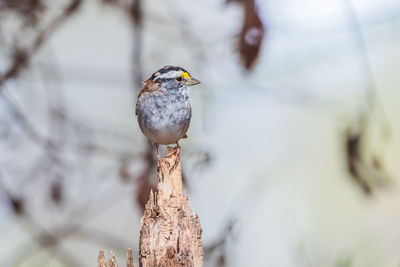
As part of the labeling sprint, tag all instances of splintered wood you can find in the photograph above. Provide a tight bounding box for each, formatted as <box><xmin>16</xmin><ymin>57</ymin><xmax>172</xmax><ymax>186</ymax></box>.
<box><xmin>98</xmin><ymin>249</ymin><xmax>135</xmax><ymax>267</ymax></box>
<box><xmin>139</xmin><ymin>146</ymin><xmax>204</xmax><ymax>267</ymax></box>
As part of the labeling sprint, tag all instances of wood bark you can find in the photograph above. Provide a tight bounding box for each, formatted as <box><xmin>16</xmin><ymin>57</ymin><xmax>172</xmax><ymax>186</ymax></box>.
<box><xmin>139</xmin><ymin>146</ymin><xmax>204</xmax><ymax>267</ymax></box>
<box><xmin>98</xmin><ymin>248</ymin><xmax>135</xmax><ymax>267</ymax></box>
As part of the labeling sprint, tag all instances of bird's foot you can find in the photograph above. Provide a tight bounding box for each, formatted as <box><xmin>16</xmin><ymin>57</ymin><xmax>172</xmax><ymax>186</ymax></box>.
<box><xmin>157</xmin><ymin>153</ymin><xmax>162</xmax><ymax>171</ymax></box>
<box><xmin>166</xmin><ymin>145</ymin><xmax>181</xmax><ymax>174</ymax></box>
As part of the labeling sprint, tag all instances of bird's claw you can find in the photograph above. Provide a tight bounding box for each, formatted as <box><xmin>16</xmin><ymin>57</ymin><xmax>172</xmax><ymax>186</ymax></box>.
<box><xmin>166</xmin><ymin>146</ymin><xmax>181</xmax><ymax>174</ymax></box>
<box><xmin>157</xmin><ymin>153</ymin><xmax>162</xmax><ymax>171</ymax></box>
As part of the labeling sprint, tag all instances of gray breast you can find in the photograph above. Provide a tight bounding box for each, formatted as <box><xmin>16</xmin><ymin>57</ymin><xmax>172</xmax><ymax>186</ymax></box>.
<box><xmin>136</xmin><ymin>91</ymin><xmax>191</xmax><ymax>145</ymax></box>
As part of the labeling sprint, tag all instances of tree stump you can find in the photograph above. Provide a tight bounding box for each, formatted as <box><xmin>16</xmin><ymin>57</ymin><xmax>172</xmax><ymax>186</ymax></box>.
<box><xmin>139</xmin><ymin>146</ymin><xmax>203</xmax><ymax>267</ymax></box>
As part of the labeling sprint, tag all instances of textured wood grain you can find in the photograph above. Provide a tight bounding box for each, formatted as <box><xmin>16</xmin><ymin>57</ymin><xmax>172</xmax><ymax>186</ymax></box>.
<box><xmin>98</xmin><ymin>249</ymin><xmax>135</xmax><ymax>267</ymax></box>
<box><xmin>139</xmin><ymin>146</ymin><xmax>203</xmax><ymax>267</ymax></box>
<box><xmin>98</xmin><ymin>250</ymin><xmax>118</xmax><ymax>267</ymax></box>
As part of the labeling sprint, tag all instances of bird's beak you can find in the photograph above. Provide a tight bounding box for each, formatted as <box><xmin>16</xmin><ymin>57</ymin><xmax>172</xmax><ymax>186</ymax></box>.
<box><xmin>185</xmin><ymin>77</ymin><xmax>201</xmax><ymax>86</ymax></box>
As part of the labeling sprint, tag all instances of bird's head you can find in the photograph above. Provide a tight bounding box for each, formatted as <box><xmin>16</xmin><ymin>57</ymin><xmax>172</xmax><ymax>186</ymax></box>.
<box><xmin>147</xmin><ymin>66</ymin><xmax>201</xmax><ymax>87</ymax></box>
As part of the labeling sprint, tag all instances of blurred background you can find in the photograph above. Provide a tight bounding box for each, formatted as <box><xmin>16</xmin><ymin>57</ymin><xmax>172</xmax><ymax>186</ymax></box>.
<box><xmin>0</xmin><ymin>0</ymin><xmax>399</xmax><ymax>266</ymax></box>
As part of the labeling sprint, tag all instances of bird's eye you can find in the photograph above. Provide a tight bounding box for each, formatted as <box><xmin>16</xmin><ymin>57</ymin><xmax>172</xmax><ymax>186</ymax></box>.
<box><xmin>176</xmin><ymin>77</ymin><xmax>183</xmax><ymax>82</ymax></box>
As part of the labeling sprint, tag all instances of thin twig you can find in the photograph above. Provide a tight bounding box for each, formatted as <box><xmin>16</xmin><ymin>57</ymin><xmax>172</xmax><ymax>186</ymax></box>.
<box><xmin>0</xmin><ymin>0</ymin><xmax>82</xmax><ymax>87</ymax></box>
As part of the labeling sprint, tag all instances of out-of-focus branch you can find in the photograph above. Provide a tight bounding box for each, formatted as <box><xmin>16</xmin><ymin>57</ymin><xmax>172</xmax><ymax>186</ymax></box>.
<box><xmin>0</xmin><ymin>174</ymin><xmax>24</xmax><ymax>215</ymax></box>
<box><xmin>204</xmin><ymin>220</ymin><xmax>237</xmax><ymax>267</ymax></box>
<box><xmin>343</xmin><ymin>117</ymin><xmax>392</xmax><ymax>195</ymax></box>
<box><xmin>104</xmin><ymin>0</ymin><xmax>144</xmax><ymax>89</ymax></box>
<box><xmin>342</xmin><ymin>0</ymin><xmax>390</xmax><ymax>136</ymax></box>
<box><xmin>341</xmin><ymin>0</ymin><xmax>377</xmax><ymax>109</ymax></box>
<box><xmin>0</xmin><ymin>92</ymin><xmax>62</xmax><ymax>165</ymax></box>
<box><xmin>2</xmin><ymin>91</ymin><xmax>142</xmax><ymax>164</ymax></box>
<box><xmin>135</xmin><ymin>141</ymin><xmax>156</xmax><ymax>211</ymax></box>
<box><xmin>0</xmin><ymin>0</ymin><xmax>82</xmax><ymax>87</ymax></box>
<box><xmin>0</xmin><ymin>0</ymin><xmax>82</xmax><ymax>191</ymax></box>
<box><xmin>130</xmin><ymin>0</ymin><xmax>143</xmax><ymax>89</ymax></box>
<box><xmin>7</xmin><ymin>213</ymin><xmax>133</xmax><ymax>266</ymax></box>
<box><xmin>344</xmin><ymin>123</ymin><xmax>373</xmax><ymax>195</ymax></box>
<box><xmin>0</xmin><ymin>0</ymin><xmax>45</xmax><ymax>25</ymax></box>
<box><xmin>341</xmin><ymin>0</ymin><xmax>392</xmax><ymax>194</ymax></box>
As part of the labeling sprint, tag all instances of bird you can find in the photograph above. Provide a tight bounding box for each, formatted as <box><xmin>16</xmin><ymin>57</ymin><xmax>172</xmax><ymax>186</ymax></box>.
<box><xmin>135</xmin><ymin>65</ymin><xmax>201</xmax><ymax>169</ymax></box>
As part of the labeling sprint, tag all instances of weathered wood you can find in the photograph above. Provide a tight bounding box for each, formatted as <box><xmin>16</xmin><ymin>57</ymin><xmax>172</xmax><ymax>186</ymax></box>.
<box><xmin>98</xmin><ymin>250</ymin><xmax>118</xmax><ymax>267</ymax></box>
<box><xmin>127</xmin><ymin>248</ymin><xmax>135</xmax><ymax>267</ymax></box>
<box><xmin>97</xmin><ymin>249</ymin><xmax>135</xmax><ymax>267</ymax></box>
<box><xmin>139</xmin><ymin>146</ymin><xmax>203</xmax><ymax>267</ymax></box>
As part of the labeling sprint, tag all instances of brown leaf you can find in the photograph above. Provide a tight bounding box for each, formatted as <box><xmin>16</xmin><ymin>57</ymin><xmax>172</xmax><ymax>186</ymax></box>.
<box><xmin>228</xmin><ymin>0</ymin><xmax>265</xmax><ymax>69</ymax></box>
<box><xmin>129</xmin><ymin>0</ymin><xmax>142</xmax><ymax>25</ymax></box>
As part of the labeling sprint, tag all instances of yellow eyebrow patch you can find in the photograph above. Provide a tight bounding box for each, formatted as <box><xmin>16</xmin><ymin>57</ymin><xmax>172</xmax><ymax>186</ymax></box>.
<box><xmin>180</xmin><ymin>71</ymin><xmax>191</xmax><ymax>79</ymax></box>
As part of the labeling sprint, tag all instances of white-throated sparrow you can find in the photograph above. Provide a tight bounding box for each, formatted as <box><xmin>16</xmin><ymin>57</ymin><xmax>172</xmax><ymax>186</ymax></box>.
<box><xmin>135</xmin><ymin>66</ymin><xmax>200</xmax><ymax>168</ymax></box>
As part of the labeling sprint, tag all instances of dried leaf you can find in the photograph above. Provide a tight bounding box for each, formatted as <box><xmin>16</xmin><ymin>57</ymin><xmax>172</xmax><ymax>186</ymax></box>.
<box><xmin>228</xmin><ymin>0</ymin><xmax>265</xmax><ymax>69</ymax></box>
